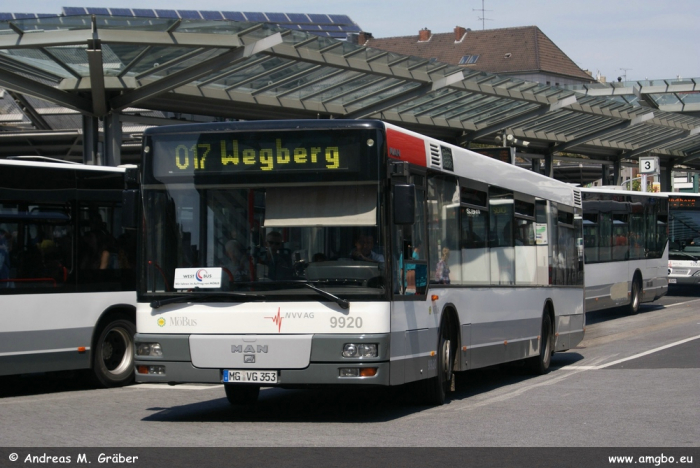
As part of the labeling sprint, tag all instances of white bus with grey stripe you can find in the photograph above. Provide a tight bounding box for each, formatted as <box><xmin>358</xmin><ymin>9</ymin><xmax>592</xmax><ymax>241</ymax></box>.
<box><xmin>132</xmin><ymin>120</ymin><xmax>584</xmax><ymax>405</ymax></box>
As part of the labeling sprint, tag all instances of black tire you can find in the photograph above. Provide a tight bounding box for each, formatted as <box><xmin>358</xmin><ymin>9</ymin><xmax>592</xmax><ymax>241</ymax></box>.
<box><xmin>628</xmin><ymin>276</ymin><xmax>641</xmax><ymax>315</ymax></box>
<box><xmin>421</xmin><ymin>317</ymin><xmax>454</xmax><ymax>406</ymax></box>
<box><xmin>224</xmin><ymin>384</ymin><xmax>260</xmax><ymax>405</ymax></box>
<box><xmin>93</xmin><ymin>316</ymin><xmax>135</xmax><ymax>388</ymax></box>
<box><xmin>527</xmin><ymin>313</ymin><xmax>552</xmax><ymax>375</ymax></box>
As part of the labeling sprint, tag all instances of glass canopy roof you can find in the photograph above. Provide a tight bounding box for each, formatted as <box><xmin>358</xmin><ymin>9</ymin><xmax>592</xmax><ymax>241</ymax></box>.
<box><xmin>1</xmin><ymin>14</ymin><xmax>699</xmax><ymax>169</ymax></box>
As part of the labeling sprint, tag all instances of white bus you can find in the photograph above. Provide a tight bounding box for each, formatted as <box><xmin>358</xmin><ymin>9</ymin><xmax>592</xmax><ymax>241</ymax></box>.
<box><xmin>0</xmin><ymin>158</ymin><xmax>137</xmax><ymax>387</ymax></box>
<box><xmin>666</xmin><ymin>193</ymin><xmax>700</xmax><ymax>286</ymax></box>
<box><xmin>132</xmin><ymin>120</ymin><xmax>584</xmax><ymax>405</ymax></box>
<box><xmin>581</xmin><ymin>188</ymin><xmax>668</xmax><ymax>314</ymax></box>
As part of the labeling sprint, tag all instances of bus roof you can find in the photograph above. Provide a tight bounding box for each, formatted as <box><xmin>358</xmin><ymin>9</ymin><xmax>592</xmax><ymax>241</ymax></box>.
<box><xmin>581</xmin><ymin>187</ymin><xmax>667</xmax><ymax>198</ymax></box>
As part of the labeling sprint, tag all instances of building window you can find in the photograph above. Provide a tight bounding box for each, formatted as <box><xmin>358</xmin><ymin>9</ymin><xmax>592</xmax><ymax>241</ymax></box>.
<box><xmin>459</xmin><ymin>55</ymin><xmax>479</xmax><ymax>65</ymax></box>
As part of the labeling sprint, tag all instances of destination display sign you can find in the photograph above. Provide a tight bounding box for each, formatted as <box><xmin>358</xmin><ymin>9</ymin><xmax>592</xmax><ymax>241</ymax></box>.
<box><xmin>668</xmin><ymin>196</ymin><xmax>700</xmax><ymax>209</ymax></box>
<box><xmin>151</xmin><ymin>130</ymin><xmax>364</xmax><ymax>177</ymax></box>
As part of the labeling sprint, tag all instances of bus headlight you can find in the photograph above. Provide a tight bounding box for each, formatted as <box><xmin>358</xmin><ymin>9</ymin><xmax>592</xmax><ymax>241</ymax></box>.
<box><xmin>342</xmin><ymin>343</ymin><xmax>377</xmax><ymax>358</ymax></box>
<box><xmin>358</xmin><ymin>344</ymin><xmax>378</xmax><ymax>357</ymax></box>
<box><xmin>342</xmin><ymin>344</ymin><xmax>357</xmax><ymax>357</ymax></box>
<box><xmin>136</xmin><ymin>342</ymin><xmax>163</xmax><ymax>356</ymax></box>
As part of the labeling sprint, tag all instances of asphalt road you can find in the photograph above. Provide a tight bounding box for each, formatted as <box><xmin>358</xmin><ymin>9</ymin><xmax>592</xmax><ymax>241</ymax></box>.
<box><xmin>1</xmin><ymin>287</ymin><xmax>698</xmax><ymax>450</ymax></box>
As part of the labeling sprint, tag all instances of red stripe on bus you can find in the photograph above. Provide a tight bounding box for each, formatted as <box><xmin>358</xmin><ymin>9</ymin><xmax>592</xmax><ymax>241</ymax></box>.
<box><xmin>386</xmin><ymin>128</ymin><xmax>426</xmax><ymax>167</ymax></box>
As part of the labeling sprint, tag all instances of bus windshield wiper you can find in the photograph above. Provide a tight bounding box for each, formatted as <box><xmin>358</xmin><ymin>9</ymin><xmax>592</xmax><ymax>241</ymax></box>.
<box><xmin>150</xmin><ymin>292</ymin><xmax>254</xmax><ymax>309</ymax></box>
<box><xmin>260</xmin><ymin>280</ymin><xmax>350</xmax><ymax>309</ymax></box>
<box><xmin>302</xmin><ymin>282</ymin><xmax>350</xmax><ymax>310</ymax></box>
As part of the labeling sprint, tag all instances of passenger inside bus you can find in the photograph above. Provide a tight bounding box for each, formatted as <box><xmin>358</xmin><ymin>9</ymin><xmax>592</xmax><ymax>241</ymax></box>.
<box><xmin>350</xmin><ymin>234</ymin><xmax>385</xmax><ymax>263</ymax></box>
<box><xmin>80</xmin><ymin>212</ymin><xmax>116</xmax><ymax>270</ymax></box>
<box><xmin>257</xmin><ymin>231</ymin><xmax>294</xmax><ymax>280</ymax></box>
<box><xmin>222</xmin><ymin>239</ymin><xmax>251</xmax><ymax>286</ymax></box>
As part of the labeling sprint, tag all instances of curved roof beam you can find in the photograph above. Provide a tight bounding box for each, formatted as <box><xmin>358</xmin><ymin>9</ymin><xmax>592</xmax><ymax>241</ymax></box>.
<box><xmin>0</xmin><ymin>67</ymin><xmax>92</xmax><ymax>114</ymax></box>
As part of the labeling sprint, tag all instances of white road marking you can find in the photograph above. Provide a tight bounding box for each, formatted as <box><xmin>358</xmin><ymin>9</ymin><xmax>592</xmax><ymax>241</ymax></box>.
<box><xmin>557</xmin><ymin>334</ymin><xmax>700</xmax><ymax>370</ymax></box>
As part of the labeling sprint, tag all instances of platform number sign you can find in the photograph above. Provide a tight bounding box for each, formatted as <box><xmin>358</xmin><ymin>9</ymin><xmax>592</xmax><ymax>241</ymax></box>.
<box><xmin>639</xmin><ymin>157</ymin><xmax>659</xmax><ymax>175</ymax></box>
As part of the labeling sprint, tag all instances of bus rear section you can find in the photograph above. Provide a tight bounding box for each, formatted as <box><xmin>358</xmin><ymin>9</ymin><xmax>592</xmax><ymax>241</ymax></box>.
<box><xmin>0</xmin><ymin>159</ymin><xmax>137</xmax><ymax>387</ymax></box>
<box><xmin>133</xmin><ymin>120</ymin><xmax>584</xmax><ymax>405</ymax></box>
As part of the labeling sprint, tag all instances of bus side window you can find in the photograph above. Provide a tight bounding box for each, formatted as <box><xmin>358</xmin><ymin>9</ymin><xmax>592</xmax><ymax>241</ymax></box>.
<box><xmin>0</xmin><ymin>206</ymin><xmax>73</xmax><ymax>291</ymax></box>
<box><xmin>77</xmin><ymin>204</ymin><xmax>133</xmax><ymax>290</ymax></box>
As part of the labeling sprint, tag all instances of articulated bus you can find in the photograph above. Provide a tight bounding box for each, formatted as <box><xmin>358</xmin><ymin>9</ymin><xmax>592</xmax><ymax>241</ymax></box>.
<box><xmin>581</xmin><ymin>188</ymin><xmax>668</xmax><ymax>314</ymax></box>
<box><xmin>132</xmin><ymin>120</ymin><xmax>584</xmax><ymax>405</ymax></box>
<box><xmin>667</xmin><ymin>193</ymin><xmax>700</xmax><ymax>286</ymax></box>
<box><xmin>0</xmin><ymin>158</ymin><xmax>137</xmax><ymax>387</ymax></box>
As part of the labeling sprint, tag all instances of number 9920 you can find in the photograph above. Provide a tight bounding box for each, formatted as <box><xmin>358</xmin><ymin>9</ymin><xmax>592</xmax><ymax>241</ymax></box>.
<box><xmin>330</xmin><ymin>316</ymin><xmax>363</xmax><ymax>328</ymax></box>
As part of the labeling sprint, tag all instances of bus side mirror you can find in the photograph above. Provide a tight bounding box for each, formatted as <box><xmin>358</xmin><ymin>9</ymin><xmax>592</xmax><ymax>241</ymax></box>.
<box><xmin>393</xmin><ymin>184</ymin><xmax>415</xmax><ymax>225</ymax></box>
<box><xmin>122</xmin><ymin>189</ymin><xmax>140</xmax><ymax>229</ymax></box>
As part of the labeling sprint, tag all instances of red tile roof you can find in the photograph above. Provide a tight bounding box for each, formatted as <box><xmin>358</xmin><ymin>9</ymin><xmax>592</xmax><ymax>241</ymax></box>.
<box><xmin>366</xmin><ymin>26</ymin><xmax>594</xmax><ymax>82</ymax></box>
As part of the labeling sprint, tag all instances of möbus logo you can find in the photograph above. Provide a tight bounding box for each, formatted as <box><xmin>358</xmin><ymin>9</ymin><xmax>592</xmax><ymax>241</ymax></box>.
<box><xmin>169</xmin><ymin>317</ymin><xmax>197</xmax><ymax>327</ymax></box>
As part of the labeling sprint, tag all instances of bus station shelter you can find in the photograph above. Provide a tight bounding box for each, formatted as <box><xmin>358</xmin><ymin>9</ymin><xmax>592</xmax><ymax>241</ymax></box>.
<box><xmin>1</xmin><ymin>14</ymin><xmax>700</xmax><ymax>189</ymax></box>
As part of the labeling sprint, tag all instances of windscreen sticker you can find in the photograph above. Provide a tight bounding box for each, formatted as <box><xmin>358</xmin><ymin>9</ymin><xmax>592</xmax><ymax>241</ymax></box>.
<box><xmin>173</xmin><ymin>268</ymin><xmax>222</xmax><ymax>289</ymax></box>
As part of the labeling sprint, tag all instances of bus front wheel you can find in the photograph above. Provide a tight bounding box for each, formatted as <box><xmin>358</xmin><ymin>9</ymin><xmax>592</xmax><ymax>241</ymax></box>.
<box><xmin>93</xmin><ymin>316</ymin><xmax>135</xmax><ymax>387</ymax></box>
<box><xmin>224</xmin><ymin>384</ymin><xmax>260</xmax><ymax>405</ymax></box>
<box><xmin>421</xmin><ymin>317</ymin><xmax>454</xmax><ymax>405</ymax></box>
<box><xmin>628</xmin><ymin>277</ymin><xmax>641</xmax><ymax>315</ymax></box>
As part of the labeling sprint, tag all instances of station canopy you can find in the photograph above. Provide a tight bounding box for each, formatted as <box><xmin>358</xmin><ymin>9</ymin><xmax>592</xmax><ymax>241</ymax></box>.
<box><xmin>1</xmin><ymin>14</ymin><xmax>700</xmax><ymax>173</ymax></box>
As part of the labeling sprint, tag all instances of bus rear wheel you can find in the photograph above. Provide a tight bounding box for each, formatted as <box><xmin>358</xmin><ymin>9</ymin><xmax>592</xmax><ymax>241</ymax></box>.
<box><xmin>224</xmin><ymin>384</ymin><xmax>260</xmax><ymax>405</ymax></box>
<box><xmin>93</xmin><ymin>316</ymin><xmax>135</xmax><ymax>388</ymax></box>
<box><xmin>527</xmin><ymin>313</ymin><xmax>552</xmax><ymax>375</ymax></box>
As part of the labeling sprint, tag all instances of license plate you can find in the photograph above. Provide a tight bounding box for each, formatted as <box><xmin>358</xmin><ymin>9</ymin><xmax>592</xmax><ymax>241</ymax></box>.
<box><xmin>669</xmin><ymin>278</ymin><xmax>677</xmax><ymax>283</ymax></box>
<box><xmin>223</xmin><ymin>370</ymin><xmax>278</xmax><ymax>384</ymax></box>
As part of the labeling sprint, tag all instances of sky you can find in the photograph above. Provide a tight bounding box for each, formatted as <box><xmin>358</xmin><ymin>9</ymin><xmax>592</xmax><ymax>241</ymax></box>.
<box><xmin>16</xmin><ymin>0</ymin><xmax>700</xmax><ymax>82</ymax></box>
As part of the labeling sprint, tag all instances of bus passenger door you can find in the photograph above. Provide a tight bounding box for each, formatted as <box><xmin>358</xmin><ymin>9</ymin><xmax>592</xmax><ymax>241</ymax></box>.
<box><xmin>390</xmin><ymin>171</ymin><xmax>430</xmax><ymax>384</ymax></box>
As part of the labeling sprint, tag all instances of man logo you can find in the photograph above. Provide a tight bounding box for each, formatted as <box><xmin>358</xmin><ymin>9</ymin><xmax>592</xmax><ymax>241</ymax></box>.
<box><xmin>157</xmin><ymin>317</ymin><xmax>166</xmax><ymax>327</ymax></box>
<box><xmin>244</xmin><ymin>355</ymin><xmax>255</xmax><ymax>363</ymax></box>
<box><xmin>231</xmin><ymin>345</ymin><xmax>269</xmax><ymax>354</ymax></box>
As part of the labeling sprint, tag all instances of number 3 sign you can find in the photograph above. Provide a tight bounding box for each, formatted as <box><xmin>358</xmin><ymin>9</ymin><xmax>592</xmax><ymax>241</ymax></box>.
<box><xmin>639</xmin><ymin>156</ymin><xmax>659</xmax><ymax>175</ymax></box>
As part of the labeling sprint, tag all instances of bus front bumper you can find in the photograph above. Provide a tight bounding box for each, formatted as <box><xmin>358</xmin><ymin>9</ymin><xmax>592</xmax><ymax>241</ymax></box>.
<box><xmin>134</xmin><ymin>332</ymin><xmax>391</xmax><ymax>386</ymax></box>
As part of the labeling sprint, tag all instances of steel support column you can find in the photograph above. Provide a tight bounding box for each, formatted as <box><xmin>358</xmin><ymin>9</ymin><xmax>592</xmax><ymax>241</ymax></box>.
<box><xmin>544</xmin><ymin>145</ymin><xmax>554</xmax><ymax>179</ymax></box>
<box><xmin>612</xmin><ymin>159</ymin><xmax>622</xmax><ymax>186</ymax></box>
<box><xmin>104</xmin><ymin>113</ymin><xmax>121</xmax><ymax>167</ymax></box>
<box><xmin>82</xmin><ymin>115</ymin><xmax>100</xmax><ymax>165</ymax></box>
<box><xmin>660</xmin><ymin>159</ymin><xmax>674</xmax><ymax>192</ymax></box>
<box><xmin>601</xmin><ymin>164</ymin><xmax>613</xmax><ymax>186</ymax></box>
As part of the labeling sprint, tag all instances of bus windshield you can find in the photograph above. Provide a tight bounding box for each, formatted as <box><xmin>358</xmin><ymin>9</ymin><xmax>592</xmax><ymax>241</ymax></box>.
<box><xmin>143</xmin><ymin>183</ymin><xmax>387</xmax><ymax>300</ymax></box>
<box><xmin>668</xmin><ymin>195</ymin><xmax>700</xmax><ymax>255</ymax></box>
